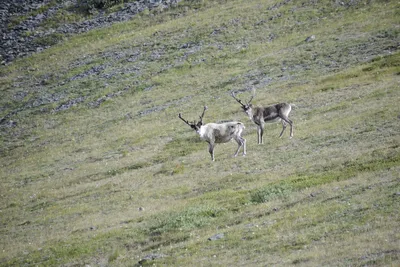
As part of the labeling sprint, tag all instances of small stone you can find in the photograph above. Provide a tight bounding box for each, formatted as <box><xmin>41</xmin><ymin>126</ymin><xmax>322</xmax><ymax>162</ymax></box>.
<box><xmin>305</xmin><ymin>35</ymin><xmax>316</xmax><ymax>42</ymax></box>
<box><xmin>208</xmin><ymin>233</ymin><xmax>224</xmax><ymax>241</ymax></box>
<box><xmin>139</xmin><ymin>253</ymin><xmax>168</xmax><ymax>264</ymax></box>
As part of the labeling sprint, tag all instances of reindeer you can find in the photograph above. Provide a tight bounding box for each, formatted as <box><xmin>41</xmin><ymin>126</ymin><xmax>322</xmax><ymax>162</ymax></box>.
<box><xmin>178</xmin><ymin>106</ymin><xmax>246</xmax><ymax>161</ymax></box>
<box><xmin>231</xmin><ymin>91</ymin><xmax>293</xmax><ymax>144</ymax></box>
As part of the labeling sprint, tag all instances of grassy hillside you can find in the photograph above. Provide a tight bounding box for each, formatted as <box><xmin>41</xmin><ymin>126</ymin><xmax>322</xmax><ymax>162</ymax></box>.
<box><xmin>1</xmin><ymin>0</ymin><xmax>399</xmax><ymax>266</ymax></box>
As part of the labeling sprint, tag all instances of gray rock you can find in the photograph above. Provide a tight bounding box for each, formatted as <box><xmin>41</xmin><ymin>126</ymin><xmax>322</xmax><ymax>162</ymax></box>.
<box><xmin>208</xmin><ymin>233</ymin><xmax>225</xmax><ymax>241</ymax></box>
<box><xmin>305</xmin><ymin>35</ymin><xmax>316</xmax><ymax>42</ymax></box>
<box><xmin>139</xmin><ymin>253</ymin><xmax>168</xmax><ymax>264</ymax></box>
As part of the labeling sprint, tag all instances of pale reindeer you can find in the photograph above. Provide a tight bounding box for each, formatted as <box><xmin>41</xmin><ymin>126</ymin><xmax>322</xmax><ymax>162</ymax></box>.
<box><xmin>178</xmin><ymin>106</ymin><xmax>246</xmax><ymax>161</ymax></box>
<box><xmin>231</xmin><ymin>91</ymin><xmax>293</xmax><ymax>144</ymax></box>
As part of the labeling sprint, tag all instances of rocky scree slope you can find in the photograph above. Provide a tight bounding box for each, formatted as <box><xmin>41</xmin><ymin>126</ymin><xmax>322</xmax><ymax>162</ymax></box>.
<box><xmin>0</xmin><ymin>0</ymin><xmax>180</xmax><ymax>64</ymax></box>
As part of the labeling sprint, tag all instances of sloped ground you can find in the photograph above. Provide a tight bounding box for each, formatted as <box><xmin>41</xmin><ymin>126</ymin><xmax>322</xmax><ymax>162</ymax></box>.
<box><xmin>0</xmin><ymin>0</ymin><xmax>399</xmax><ymax>266</ymax></box>
<box><xmin>0</xmin><ymin>0</ymin><xmax>180</xmax><ymax>64</ymax></box>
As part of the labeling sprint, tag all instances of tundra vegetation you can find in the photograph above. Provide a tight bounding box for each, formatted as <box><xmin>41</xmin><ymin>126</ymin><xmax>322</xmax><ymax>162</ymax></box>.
<box><xmin>0</xmin><ymin>0</ymin><xmax>399</xmax><ymax>266</ymax></box>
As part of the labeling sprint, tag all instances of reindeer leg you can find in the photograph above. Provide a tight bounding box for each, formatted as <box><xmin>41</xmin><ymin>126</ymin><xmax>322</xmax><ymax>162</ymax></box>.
<box><xmin>233</xmin><ymin>136</ymin><xmax>246</xmax><ymax>157</ymax></box>
<box><xmin>241</xmin><ymin>137</ymin><xmax>247</xmax><ymax>156</ymax></box>
<box><xmin>259</xmin><ymin>122</ymin><xmax>265</xmax><ymax>144</ymax></box>
<box><xmin>208</xmin><ymin>142</ymin><xmax>215</xmax><ymax>161</ymax></box>
<box><xmin>233</xmin><ymin>139</ymin><xmax>241</xmax><ymax>157</ymax></box>
<box><xmin>279</xmin><ymin>120</ymin><xmax>287</xmax><ymax>138</ymax></box>
<box><xmin>279</xmin><ymin>115</ymin><xmax>293</xmax><ymax>139</ymax></box>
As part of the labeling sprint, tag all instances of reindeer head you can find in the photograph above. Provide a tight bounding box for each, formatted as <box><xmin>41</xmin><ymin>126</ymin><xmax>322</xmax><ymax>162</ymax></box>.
<box><xmin>231</xmin><ymin>92</ymin><xmax>254</xmax><ymax>116</ymax></box>
<box><xmin>178</xmin><ymin>106</ymin><xmax>208</xmax><ymax>132</ymax></box>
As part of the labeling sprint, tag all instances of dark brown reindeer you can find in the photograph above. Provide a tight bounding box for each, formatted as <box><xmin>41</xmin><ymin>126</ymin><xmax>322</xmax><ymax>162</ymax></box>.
<box><xmin>179</xmin><ymin>106</ymin><xmax>246</xmax><ymax>161</ymax></box>
<box><xmin>231</xmin><ymin>91</ymin><xmax>293</xmax><ymax>144</ymax></box>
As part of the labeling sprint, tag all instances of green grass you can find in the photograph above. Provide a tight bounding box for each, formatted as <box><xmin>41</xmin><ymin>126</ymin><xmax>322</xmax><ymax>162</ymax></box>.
<box><xmin>1</xmin><ymin>0</ymin><xmax>399</xmax><ymax>266</ymax></box>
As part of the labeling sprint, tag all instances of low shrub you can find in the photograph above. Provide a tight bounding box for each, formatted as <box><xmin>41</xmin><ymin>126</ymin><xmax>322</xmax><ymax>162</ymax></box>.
<box><xmin>148</xmin><ymin>205</ymin><xmax>225</xmax><ymax>234</ymax></box>
<box><xmin>33</xmin><ymin>33</ymin><xmax>64</xmax><ymax>46</ymax></box>
<box><xmin>250</xmin><ymin>183</ymin><xmax>292</xmax><ymax>203</ymax></box>
<box><xmin>77</xmin><ymin>0</ymin><xmax>124</xmax><ymax>13</ymax></box>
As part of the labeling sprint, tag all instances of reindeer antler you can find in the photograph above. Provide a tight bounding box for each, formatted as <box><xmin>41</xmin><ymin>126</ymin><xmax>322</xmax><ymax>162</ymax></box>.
<box><xmin>199</xmin><ymin>106</ymin><xmax>208</xmax><ymax>124</ymax></box>
<box><xmin>248</xmin><ymin>87</ymin><xmax>256</xmax><ymax>104</ymax></box>
<box><xmin>179</xmin><ymin>106</ymin><xmax>208</xmax><ymax>129</ymax></box>
<box><xmin>231</xmin><ymin>92</ymin><xmax>245</xmax><ymax>107</ymax></box>
<box><xmin>247</xmin><ymin>95</ymin><xmax>254</xmax><ymax>104</ymax></box>
<box><xmin>178</xmin><ymin>113</ymin><xmax>192</xmax><ymax>126</ymax></box>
